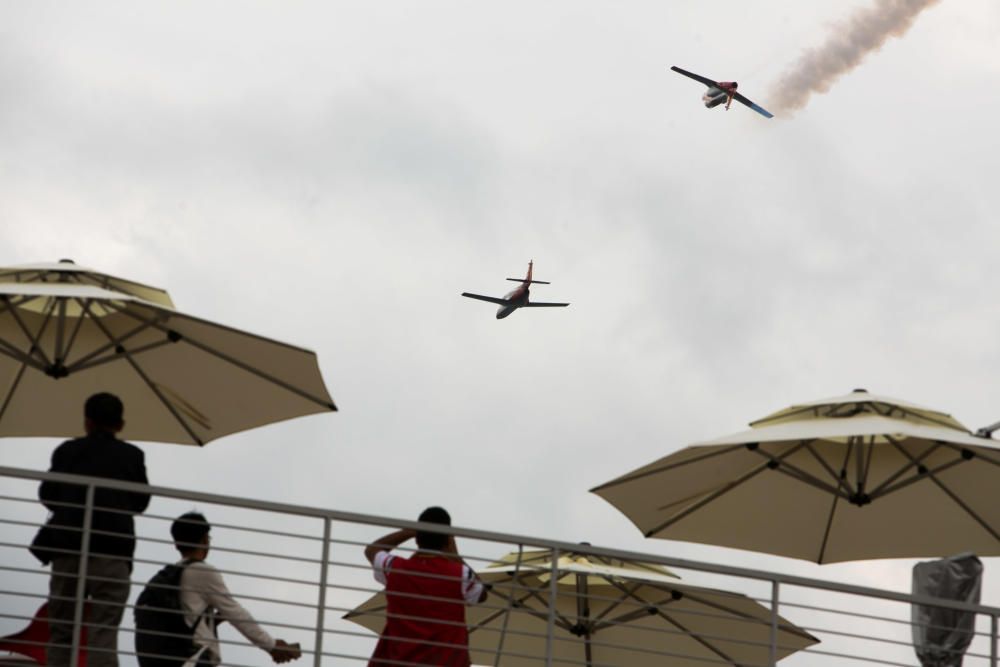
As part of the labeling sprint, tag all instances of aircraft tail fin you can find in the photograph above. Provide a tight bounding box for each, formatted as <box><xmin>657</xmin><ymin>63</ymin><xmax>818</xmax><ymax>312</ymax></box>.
<box><xmin>508</xmin><ymin>260</ymin><xmax>550</xmax><ymax>284</ymax></box>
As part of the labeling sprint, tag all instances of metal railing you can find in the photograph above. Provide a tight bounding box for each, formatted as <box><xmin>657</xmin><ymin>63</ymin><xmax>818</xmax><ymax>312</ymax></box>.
<box><xmin>0</xmin><ymin>464</ymin><xmax>996</xmax><ymax>667</ymax></box>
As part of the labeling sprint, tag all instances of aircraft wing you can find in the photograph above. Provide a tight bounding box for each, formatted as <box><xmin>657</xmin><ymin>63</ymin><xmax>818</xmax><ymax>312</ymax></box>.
<box><xmin>525</xmin><ymin>302</ymin><xmax>570</xmax><ymax>308</ymax></box>
<box><xmin>670</xmin><ymin>66</ymin><xmax>718</xmax><ymax>88</ymax></box>
<box><xmin>733</xmin><ymin>92</ymin><xmax>774</xmax><ymax>119</ymax></box>
<box><xmin>461</xmin><ymin>292</ymin><xmax>509</xmax><ymax>305</ymax></box>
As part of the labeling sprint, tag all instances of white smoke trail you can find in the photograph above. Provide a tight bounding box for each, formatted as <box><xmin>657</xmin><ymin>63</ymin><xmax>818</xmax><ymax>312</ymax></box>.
<box><xmin>770</xmin><ymin>0</ymin><xmax>942</xmax><ymax>115</ymax></box>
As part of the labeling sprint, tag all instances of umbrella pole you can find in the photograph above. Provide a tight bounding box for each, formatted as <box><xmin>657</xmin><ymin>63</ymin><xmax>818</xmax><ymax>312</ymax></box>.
<box><xmin>575</xmin><ymin>571</ymin><xmax>591</xmax><ymax>667</ymax></box>
<box><xmin>545</xmin><ymin>549</ymin><xmax>559</xmax><ymax>667</ymax></box>
<box><xmin>492</xmin><ymin>545</ymin><xmax>524</xmax><ymax>667</ymax></box>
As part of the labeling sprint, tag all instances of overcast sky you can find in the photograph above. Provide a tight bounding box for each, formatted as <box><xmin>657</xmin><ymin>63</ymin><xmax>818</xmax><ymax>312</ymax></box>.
<box><xmin>1</xmin><ymin>1</ymin><xmax>999</xmax><ymax>665</ymax></box>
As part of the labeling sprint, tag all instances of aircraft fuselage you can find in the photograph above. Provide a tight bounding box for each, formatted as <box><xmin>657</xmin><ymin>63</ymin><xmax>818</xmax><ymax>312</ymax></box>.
<box><xmin>497</xmin><ymin>286</ymin><xmax>529</xmax><ymax>318</ymax></box>
<box><xmin>702</xmin><ymin>82</ymin><xmax>737</xmax><ymax>109</ymax></box>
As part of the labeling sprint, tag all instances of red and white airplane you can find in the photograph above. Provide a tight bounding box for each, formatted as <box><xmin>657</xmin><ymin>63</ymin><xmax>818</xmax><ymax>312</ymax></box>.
<box><xmin>671</xmin><ymin>66</ymin><xmax>774</xmax><ymax>119</ymax></box>
<box><xmin>462</xmin><ymin>261</ymin><xmax>569</xmax><ymax>319</ymax></box>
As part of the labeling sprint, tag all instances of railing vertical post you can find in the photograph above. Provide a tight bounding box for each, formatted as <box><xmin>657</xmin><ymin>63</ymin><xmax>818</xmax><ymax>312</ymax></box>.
<box><xmin>769</xmin><ymin>580</ymin><xmax>780</xmax><ymax>667</ymax></box>
<box><xmin>991</xmin><ymin>614</ymin><xmax>997</xmax><ymax>667</ymax></box>
<box><xmin>70</xmin><ymin>484</ymin><xmax>95</xmax><ymax>667</ymax></box>
<box><xmin>546</xmin><ymin>548</ymin><xmax>559</xmax><ymax>667</ymax></box>
<box><xmin>313</xmin><ymin>517</ymin><xmax>332</xmax><ymax>667</ymax></box>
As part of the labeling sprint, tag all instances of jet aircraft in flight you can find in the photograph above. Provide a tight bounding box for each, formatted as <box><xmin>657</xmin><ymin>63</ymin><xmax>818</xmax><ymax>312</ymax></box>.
<box><xmin>462</xmin><ymin>261</ymin><xmax>569</xmax><ymax>319</ymax></box>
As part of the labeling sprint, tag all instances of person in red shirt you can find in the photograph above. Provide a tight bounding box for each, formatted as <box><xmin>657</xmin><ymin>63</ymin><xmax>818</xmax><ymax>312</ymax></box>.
<box><xmin>364</xmin><ymin>507</ymin><xmax>488</xmax><ymax>667</ymax></box>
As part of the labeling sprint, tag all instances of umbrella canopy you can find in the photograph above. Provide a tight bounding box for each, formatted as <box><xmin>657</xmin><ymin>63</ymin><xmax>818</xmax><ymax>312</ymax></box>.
<box><xmin>345</xmin><ymin>548</ymin><xmax>817</xmax><ymax>667</ymax></box>
<box><xmin>591</xmin><ymin>389</ymin><xmax>1000</xmax><ymax>563</ymax></box>
<box><xmin>0</xmin><ymin>259</ymin><xmax>174</xmax><ymax>308</ymax></box>
<box><xmin>0</xmin><ymin>281</ymin><xmax>335</xmax><ymax>445</ymax></box>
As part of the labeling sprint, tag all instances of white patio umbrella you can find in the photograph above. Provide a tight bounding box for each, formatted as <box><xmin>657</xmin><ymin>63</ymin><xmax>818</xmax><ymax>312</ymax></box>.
<box><xmin>345</xmin><ymin>548</ymin><xmax>818</xmax><ymax>667</ymax></box>
<box><xmin>592</xmin><ymin>390</ymin><xmax>1000</xmax><ymax>563</ymax></box>
<box><xmin>0</xmin><ymin>280</ymin><xmax>335</xmax><ymax>445</ymax></box>
<box><xmin>0</xmin><ymin>259</ymin><xmax>174</xmax><ymax>308</ymax></box>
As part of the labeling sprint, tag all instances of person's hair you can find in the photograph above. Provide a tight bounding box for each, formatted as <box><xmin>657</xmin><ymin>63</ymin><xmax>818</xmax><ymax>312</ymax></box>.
<box><xmin>171</xmin><ymin>512</ymin><xmax>211</xmax><ymax>554</ymax></box>
<box><xmin>84</xmin><ymin>392</ymin><xmax>124</xmax><ymax>429</ymax></box>
<box><xmin>415</xmin><ymin>506</ymin><xmax>451</xmax><ymax>550</ymax></box>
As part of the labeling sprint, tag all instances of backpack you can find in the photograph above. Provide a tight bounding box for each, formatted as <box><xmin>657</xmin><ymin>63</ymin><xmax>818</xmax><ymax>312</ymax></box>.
<box><xmin>134</xmin><ymin>562</ymin><xmax>204</xmax><ymax>667</ymax></box>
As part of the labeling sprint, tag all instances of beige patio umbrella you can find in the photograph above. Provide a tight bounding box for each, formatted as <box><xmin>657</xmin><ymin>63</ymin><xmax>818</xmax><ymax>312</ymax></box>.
<box><xmin>0</xmin><ymin>279</ymin><xmax>335</xmax><ymax>445</ymax></box>
<box><xmin>345</xmin><ymin>548</ymin><xmax>818</xmax><ymax>667</ymax></box>
<box><xmin>591</xmin><ymin>389</ymin><xmax>1000</xmax><ymax>563</ymax></box>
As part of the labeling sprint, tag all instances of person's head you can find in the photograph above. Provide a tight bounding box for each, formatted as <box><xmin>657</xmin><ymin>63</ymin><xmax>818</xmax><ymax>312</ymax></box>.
<box><xmin>172</xmin><ymin>512</ymin><xmax>211</xmax><ymax>559</ymax></box>
<box><xmin>415</xmin><ymin>506</ymin><xmax>451</xmax><ymax>551</ymax></box>
<box><xmin>84</xmin><ymin>392</ymin><xmax>124</xmax><ymax>435</ymax></box>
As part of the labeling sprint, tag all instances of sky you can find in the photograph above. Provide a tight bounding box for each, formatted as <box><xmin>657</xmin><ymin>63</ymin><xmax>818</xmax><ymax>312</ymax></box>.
<box><xmin>1</xmin><ymin>1</ymin><xmax>999</xmax><ymax>665</ymax></box>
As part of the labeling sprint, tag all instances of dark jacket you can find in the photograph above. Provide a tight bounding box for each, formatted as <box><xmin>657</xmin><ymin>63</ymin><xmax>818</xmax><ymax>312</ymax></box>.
<box><xmin>31</xmin><ymin>431</ymin><xmax>150</xmax><ymax>567</ymax></box>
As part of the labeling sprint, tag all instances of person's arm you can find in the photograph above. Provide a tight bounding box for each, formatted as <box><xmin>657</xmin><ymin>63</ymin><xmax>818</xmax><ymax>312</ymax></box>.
<box><xmin>127</xmin><ymin>450</ymin><xmax>151</xmax><ymax>514</ymax></box>
<box><xmin>191</xmin><ymin>564</ymin><xmax>299</xmax><ymax>662</ymax></box>
<box><xmin>364</xmin><ymin>528</ymin><xmax>416</xmax><ymax>564</ymax></box>
<box><xmin>446</xmin><ymin>536</ymin><xmax>489</xmax><ymax>604</ymax></box>
<box><xmin>39</xmin><ymin>444</ymin><xmax>73</xmax><ymax>511</ymax></box>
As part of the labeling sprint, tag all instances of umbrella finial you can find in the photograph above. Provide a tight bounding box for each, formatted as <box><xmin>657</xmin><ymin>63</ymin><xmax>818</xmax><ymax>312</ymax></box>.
<box><xmin>58</xmin><ymin>258</ymin><xmax>75</xmax><ymax>264</ymax></box>
<box><xmin>852</xmin><ymin>388</ymin><xmax>868</xmax><ymax>393</ymax></box>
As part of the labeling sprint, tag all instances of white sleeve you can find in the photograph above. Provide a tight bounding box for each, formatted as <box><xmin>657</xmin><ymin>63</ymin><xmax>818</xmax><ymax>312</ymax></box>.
<box><xmin>372</xmin><ymin>551</ymin><xmax>396</xmax><ymax>586</ymax></box>
<box><xmin>189</xmin><ymin>563</ymin><xmax>276</xmax><ymax>651</ymax></box>
<box><xmin>461</xmin><ymin>565</ymin><xmax>485</xmax><ymax>605</ymax></box>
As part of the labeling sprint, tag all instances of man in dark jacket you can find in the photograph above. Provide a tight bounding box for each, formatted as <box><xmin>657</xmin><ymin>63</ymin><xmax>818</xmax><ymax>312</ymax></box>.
<box><xmin>33</xmin><ymin>393</ymin><xmax>150</xmax><ymax>667</ymax></box>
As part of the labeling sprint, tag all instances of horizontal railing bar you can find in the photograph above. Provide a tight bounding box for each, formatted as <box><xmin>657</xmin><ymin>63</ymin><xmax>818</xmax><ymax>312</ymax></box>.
<box><xmin>795</xmin><ymin>644</ymin><xmax>923</xmax><ymax>667</ymax></box>
<box><xmin>137</xmin><ymin>509</ymin><xmax>325</xmax><ymax>542</ymax></box>
<box><xmin>132</xmin><ymin>533</ymin><xmax>324</xmax><ymax>564</ymax></box>
<box><xmin>130</xmin><ymin>556</ymin><xmax>323</xmax><ymax>588</ymax></box>
<box><xmin>778</xmin><ymin>597</ymin><xmax>996</xmax><ymax>637</ymax></box>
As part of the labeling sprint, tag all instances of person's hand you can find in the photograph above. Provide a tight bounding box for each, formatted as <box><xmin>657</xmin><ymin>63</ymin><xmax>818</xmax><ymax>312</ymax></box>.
<box><xmin>270</xmin><ymin>640</ymin><xmax>301</xmax><ymax>663</ymax></box>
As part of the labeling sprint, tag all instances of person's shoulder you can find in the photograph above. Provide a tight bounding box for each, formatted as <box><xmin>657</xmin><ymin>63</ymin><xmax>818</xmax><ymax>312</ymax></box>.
<box><xmin>185</xmin><ymin>559</ymin><xmax>218</xmax><ymax>573</ymax></box>
<box><xmin>183</xmin><ymin>560</ymin><xmax>222</xmax><ymax>581</ymax></box>
<box><xmin>110</xmin><ymin>437</ymin><xmax>145</xmax><ymax>458</ymax></box>
<box><xmin>54</xmin><ymin>437</ymin><xmax>86</xmax><ymax>452</ymax></box>
<box><xmin>51</xmin><ymin>437</ymin><xmax>86</xmax><ymax>462</ymax></box>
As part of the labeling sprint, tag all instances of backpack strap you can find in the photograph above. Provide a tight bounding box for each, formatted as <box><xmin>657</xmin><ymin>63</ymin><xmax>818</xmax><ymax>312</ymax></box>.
<box><xmin>177</xmin><ymin>559</ymin><xmax>212</xmax><ymax>633</ymax></box>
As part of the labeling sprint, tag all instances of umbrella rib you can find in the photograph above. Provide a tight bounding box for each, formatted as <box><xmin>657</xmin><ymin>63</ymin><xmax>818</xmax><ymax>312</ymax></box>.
<box><xmin>1</xmin><ymin>297</ymin><xmax>53</xmax><ymax>367</ymax></box>
<box><xmin>873</xmin><ymin>457</ymin><xmax>968</xmax><ymax>499</ymax></box>
<box><xmin>589</xmin><ymin>445</ymin><xmax>746</xmax><ymax>492</ymax></box>
<box><xmin>816</xmin><ymin>443</ymin><xmax>856</xmax><ymax>563</ymax></box>
<box><xmin>70</xmin><ymin>338</ymin><xmax>174</xmax><ymax>374</ymax></box>
<box><xmin>481</xmin><ymin>571</ymin><xmax>575</xmax><ymax>632</ymax></box>
<box><xmin>861</xmin><ymin>435</ymin><xmax>876</xmax><ymax>493</ymax></box>
<box><xmin>54</xmin><ymin>297</ymin><xmax>67</xmax><ymax>364</ymax></box>
<box><xmin>589</xmin><ymin>582</ymin><xmax>641</xmax><ymax>626</ymax></box>
<box><xmin>104</xmin><ymin>302</ymin><xmax>337</xmax><ymax>411</ymax></box>
<box><xmin>883</xmin><ymin>438</ymin><xmax>1000</xmax><ymax>542</ymax></box>
<box><xmin>868</xmin><ymin>439</ymin><xmax>943</xmax><ymax>497</ymax></box>
<box><xmin>645</xmin><ymin>462</ymin><xmax>771</xmax><ymax>537</ymax></box>
<box><xmin>653</xmin><ymin>609</ymin><xmax>739</xmax><ymax>666</ymax></box>
<box><xmin>27</xmin><ymin>297</ymin><xmax>60</xmax><ymax>367</ymax></box>
<box><xmin>747</xmin><ymin>442</ymin><xmax>849</xmax><ymax>498</ymax></box>
<box><xmin>854</xmin><ymin>436</ymin><xmax>864</xmax><ymax>495</ymax></box>
<box><xmin>469</xmin><ymin>589</ymin><xmax>536</xmax><ymax>636</ymax></box>
<box><xmin>600</xmin><ymin>588</ymin><xmax>743</xmax><ymax>667</ymax></box>
<box><xmin>61</xmin><ymin>298</ymin><xmax>90</xmax><ymax>364</ymax></box>
<box><xmin>0</xmin><ymin>338</ymin><xmax>45</xmax><ymax>372</ymax></box>
<box><xmin>77</xmin><ymin>298</ymin><xmax>203</xmax><ymax>445</ymax></box>
<box><xmin>0</xmin><ymin>358</ymin><xmax>30</xmax><ymax>424</ymax></box>
<box><xmin>63</xmin><ymin>306</ymin><xmax>162</xmax><ymax>370</ymax></box>
<box><xmin>595</xmin><ymin>580</ymin><xmax>669</xmax><ymax>631</ymax></box>
<box><xmin>802</xmin><ymin>441</ymin><xmax>857</xmax><ymax>496</ymax></box>
<box><xmin>0</xmin><ymin>293</ymin><xmax>43</xmax><ymax>318</ymax></box>
<box><xmin>947</xmin><ymin>443</ymin><xmax>1000</xmax><ymax>468</ymax></box>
